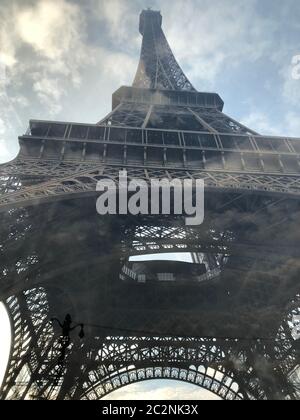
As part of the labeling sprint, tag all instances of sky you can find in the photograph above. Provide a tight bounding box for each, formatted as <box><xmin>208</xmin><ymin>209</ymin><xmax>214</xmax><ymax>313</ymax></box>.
<box><xmin>0</xmin><ymin>0</ymin><xmax>300</xmax><ymax>399</ymax></box>
<box><xmin>0</xmin><ymin>304</ymin><xmax>10</xmax><ymax>387</ymax></box>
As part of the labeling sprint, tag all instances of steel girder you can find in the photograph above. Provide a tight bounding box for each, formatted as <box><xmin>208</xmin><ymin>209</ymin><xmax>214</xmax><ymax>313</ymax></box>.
<box><xmin>133</xmin><ymin>10</ymin><xmax>195</xmax><ymax>91</ymax></box>
<box><xmin>1</xmin><ymin>162</ymin><xmax>300</xmax><ymax>211</ymax></box>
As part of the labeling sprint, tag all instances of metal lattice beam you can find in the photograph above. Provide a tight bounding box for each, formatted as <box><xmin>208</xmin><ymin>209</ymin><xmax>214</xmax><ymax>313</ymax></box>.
<box><xmin>133</xmin><ymin>10</ymin><xmax>195</xmax><ymax>91</ymax></box>
<box><xmin>1</xmin><ymin>164</ymin><xmax>300</xmax><ymax>211</ymax></box>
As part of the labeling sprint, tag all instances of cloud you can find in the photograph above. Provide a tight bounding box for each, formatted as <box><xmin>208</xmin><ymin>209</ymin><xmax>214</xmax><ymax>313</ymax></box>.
<box><xmin>0</xmin><ymin>3</ymin><xmax>18</xmax><ymax>69</ymax></box>
<box><xmin>99</xmin><ymin>49</ymin><xmax>137</xmax><ymax>85</ymax></box>
<box><xmin>281</xmin><ymin>63</ymin><xmax>300</xmax><ymax>107</ymax></box>
<box><xmin>240</xmin><ymin>112</ymin><xmax>279</xmax><ymax>136</ymax></box>
<box><xmin>0</xmin><ymin>0</ymin><xmax>139</xmax><ymax>123</ymax></box>
<box><xmin>285</xmin><ymin>111</ymin><xmax>300</xmax><ymax>137</ymax></box>
<box><xmin>90</xmin><ymin>0</ymin><xmax>140</xmax><ymax>48</ymax></box>
<box><xmin>241</xmin><ymin>110</ymin><xmax>300</xmax><ymax>138</ymax></box>
<box><xmin>0</xmin><ymin>88</ymin><xmax>23</xmax><ymax>163</ymax></box>
<box><xmin>0</xmin><ymin>0</ymin><xmax>96</xmax><ymax>118</ymax></box>
<box><xmin>162</xmin><ymin>0</ymin><xmax>276</xmax><ymax>85</ymax></box>
<box><xmin>16</xmin><ymin>0</ymin><xmax>93</xmax><ymax>81</ymax></box>
<box><xmin>16</xmin><ymin>0</ymin><xmax>88</xmax><ymax>68</ymax></box>
<box><xmin>33</xmin><ymin>77</ymin><xmax>64</xmax><ymax>116</ymax></box>
<box><xmin>0</xmin><ymin>119</ymin><xmax>11</xmax><ymax>162</ymax></box>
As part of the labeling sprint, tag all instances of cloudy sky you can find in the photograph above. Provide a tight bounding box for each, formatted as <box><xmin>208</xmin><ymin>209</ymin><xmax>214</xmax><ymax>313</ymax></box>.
<box><xmin>0</xmin><ymin>304</ymin><xmax>10</xmax><ymax>388</ymax></box>
<box><xmin>0</xmin><ymin>0</ymin><xmax>300</xmax><ymax>399</ymax></box>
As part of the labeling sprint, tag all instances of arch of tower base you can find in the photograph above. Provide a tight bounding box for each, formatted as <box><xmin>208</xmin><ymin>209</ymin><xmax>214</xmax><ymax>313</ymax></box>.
<box><xmin>80</xmin><ymin>366</ymin><xmax>245</xmax><ymax>400</ymax></box>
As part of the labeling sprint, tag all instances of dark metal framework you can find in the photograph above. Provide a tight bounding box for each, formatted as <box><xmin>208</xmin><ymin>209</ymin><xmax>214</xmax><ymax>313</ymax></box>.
<box><xmin>133</xmin><ymin>9</ymin><xmax>195</xmax><ymax>91</ymax></box>
<box><xmin>0</xmin><ymin>9</ymin><xmax>300</xmax><ymax>400</ymax></box>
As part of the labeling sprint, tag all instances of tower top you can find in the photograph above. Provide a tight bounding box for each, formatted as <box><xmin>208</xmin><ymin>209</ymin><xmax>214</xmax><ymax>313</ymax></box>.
<box><xmin>139</xmin><ymin>9</ymin><xmax>162</xmax><ymax>35</ymax></box>
<box><xmin>134</xmin><ymin>9</ymin><xmax>195</xmax><ymax>91</ymax></box>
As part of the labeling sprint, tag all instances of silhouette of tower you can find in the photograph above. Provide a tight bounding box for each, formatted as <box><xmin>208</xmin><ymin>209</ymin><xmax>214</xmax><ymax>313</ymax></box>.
<box><xmin>0</xmin><ymin>10</ymin><xmax>299</xmax><ymax>400</ymax></box>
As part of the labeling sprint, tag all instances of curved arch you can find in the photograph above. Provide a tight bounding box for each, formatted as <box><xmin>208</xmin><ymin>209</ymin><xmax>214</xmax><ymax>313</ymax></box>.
<box><xmin>80</xmin><ymin>365</ymin><xmax>246</xmax><ymax>401</ymax></box>
<box><xmin>1</xmin><ymin>167</ymin><xmax>300</xmax><ymax>212</ymax></box>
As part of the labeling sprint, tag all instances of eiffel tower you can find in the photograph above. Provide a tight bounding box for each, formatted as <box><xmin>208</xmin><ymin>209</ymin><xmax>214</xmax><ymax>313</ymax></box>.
<box><xmin>0</xmin><ymin>9</ymin><xmax>300</xmax><ymax>400</ymax></box>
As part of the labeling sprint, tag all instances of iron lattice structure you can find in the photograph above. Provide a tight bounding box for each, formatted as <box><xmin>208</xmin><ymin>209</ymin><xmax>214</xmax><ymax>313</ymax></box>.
<box><xmin>0</xmin><ymin>10</ymin><xmax>300</xmax><ymax>400</ymax></box>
